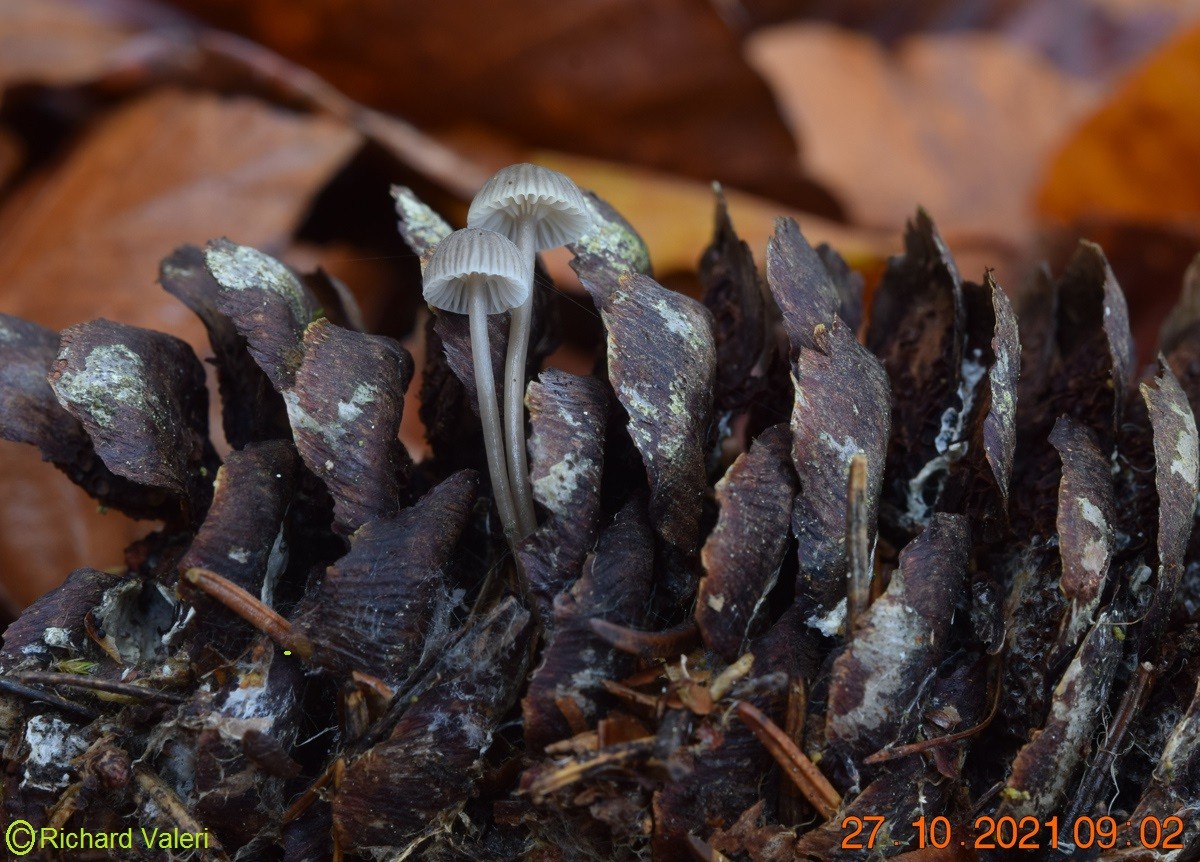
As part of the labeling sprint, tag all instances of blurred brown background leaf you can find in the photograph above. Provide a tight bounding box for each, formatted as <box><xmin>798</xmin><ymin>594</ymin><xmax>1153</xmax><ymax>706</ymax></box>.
<box><xmin>1037</xmin><ymin>24</ymin><xmax>1200</xmax><ymax>225</ymax></box>
<box><xmin>162</xmin><ymin>0</ymin><xmax>840</xmax><ymax>214</ymax></box>
<box><xmin>1034</xmin><ymin>22</ymin><xmax>1200</xmax><ymax>358</ymax></box>
<box><xmin>747</xmin><ymin>25</ymin><xmax>1101</xmax><ymax>245</ymax></box>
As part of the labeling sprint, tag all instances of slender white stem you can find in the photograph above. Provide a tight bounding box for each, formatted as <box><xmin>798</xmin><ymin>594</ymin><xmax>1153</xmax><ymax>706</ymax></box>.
<box><xmin>504</xmin><ymin>216</ymin><xmax>538</xmax><ymax>538</ymax></box>
<box><xmin>469</xmin><ymin>277</ymin><xmax>520</xmax><ymax>544</ymax></box>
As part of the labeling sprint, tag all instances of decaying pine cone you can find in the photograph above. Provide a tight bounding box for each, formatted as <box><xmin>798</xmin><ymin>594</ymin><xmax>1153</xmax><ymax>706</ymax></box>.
<box><xmin>0</xmin><ymin>181</ymin><xmax>1197</xmax><ymax>862</ymax></box>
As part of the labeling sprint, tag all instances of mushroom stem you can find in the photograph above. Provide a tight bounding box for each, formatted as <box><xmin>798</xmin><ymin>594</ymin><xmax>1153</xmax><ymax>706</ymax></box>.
<box><xmin>469</xmin><ymin>274</ymin><xmax>521</xmax><ymax>542</ymax></box>
<box><xmin>503</xmin><ymin>215</ymin><xmax>539</xmax><ymax>537</ymax></box>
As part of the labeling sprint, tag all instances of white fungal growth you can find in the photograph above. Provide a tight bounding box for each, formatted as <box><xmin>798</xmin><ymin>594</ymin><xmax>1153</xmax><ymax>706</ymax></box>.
<box><xmin>989</xmin><ymin>338</ymin><xmax>1015</xmax><ymax>417</ymax></box>
<box><xmin>555</xmin><ymin>406</ymin><xmax>583</xmax><ymax>429</ymax></box>
<box><xmin>532</xmin><ymin>452</ymin><xmax>582</xmax><ymax>517</ymax></box>
<box><xmin>284</xmin><ymin>394</ymin><xmax>344</xmax><ymax>465</ymax></box>
<box><xmin>905</xmin><ymin>454</ymin><xmax>957</xmax><ymax>516</ymax></box>
<box><xmin>337</xmin><ymin>382</ymin><xmax>379</xmax><ymax>424</ymax></box>
<box><xmin>668</xmin><ymin>376</ymin><xmax>689</xmax><ymax>420</ymax></box>
<box><xmin>1079</xmin><ymin>538</ymin><xmax>1108</xmax><ymax>581</ymax></box>
<box><xmin>1076</xmin><ymin>499</ymin><xmax>1111</xmax><ymax>581</ymax></box>
<box><xmin>618</xmin><ymin>379</ymin><xmax>665</xmax><ymax>452</ymax></box>
<box><xmin>1170</xmin><ymin>410</ymin><xmax>1199</xmax><ymax>484</ymax></box>
<box><xmin>807</xmin><ymin>597</ymin><xmax>847</xmax><ymax>637</ymax></box>
<box><xmin>285</xmin><ymin>383</ymin><xmax>380</xmax><ymax>455</ymax></box>
<box><xmin>573</xmin><ymin>194</ymin><xmax>651</xmax><ymax>274</ymax></box>
<box><xmin>1079</xmin><ymin>498</ymin><xmax>1107</xmax><ymax>531</ymax></box>
<box><xmin>605</xmin><ymin>286</ymin><xmax>713</xmax><ymax>481</ymax></box>
<box><xmin>42</xmin><ymin>627</ymin><xmax>74</xmax><ymax>649</ymax></box>
<box><xmin>93</xmin><ymin>580</ymin><xmax>177</xmax><ymax>665</ymax></box>
<box><xmin>1129</xmin><ymin>563</ymin><xmax>1153</xmax><ymax>597</ymax></box>
<box><xmin>819</xmin><ymin>432</ymin><xmax>862</xmax><ymax>464</ymax></box>
<box><xmin>653</xmin><ymin>296</ymin><xmax>694</xmax><ymax>337</ymax></box>
<box><xmin>618</xmin><ymin>374</ymin><xmax>688</xmax><ymax>465</ymax></box>
<box><xmin>935</xmin><ymin>349</ymin><xmax>987</xmax><ymax>456</ymax></box>
<box><xmin>22</xmin><ymin>715</ymin><xmax>88</xmax><ymax>792</ymax></box>
<box><xmin>161</xmin><ymin>605</ymin><xmax>195</xmax><ymax>654</ymax></box>
<box><xmin>828</xmin><ymin>587</ymin><xmax>925</xmax><ymax>740</ymax></box>
<box><xmin>904</xmin><ymin>349</ymin><xmax>987</xmax><ymax>525</ymax></box>
<box><xmin>1153</xmin><ymin>681</ymin><xmax>1200</xmax><ymax>786</ymax></box>
<box><xmin>218</xmin><ymin>667</ymin><xmax>294</xmax><ymax>736</ymax></box>
<box><xmin>1007</xmin><ymin>619</ymin><xmax>1117</xmax><ymax>817</ymax></box>
<box><xmin>53</xmin><ymin>344</ymin><xmax>163</xmax><ymax>428</ymax></box>
<box><xmin>205</xmin><ymin>244</ymin><xmax>310</xmax><ymax>324</ymax></box>
<box><xmin>392</xmin><ymin>189</ymin><xmax>452</xmax><ymax>274</ymax></box>
<box><xmin>527</xmin><ymin>398</ymin><xmax>599</xmax><ymax>521</ymax></box>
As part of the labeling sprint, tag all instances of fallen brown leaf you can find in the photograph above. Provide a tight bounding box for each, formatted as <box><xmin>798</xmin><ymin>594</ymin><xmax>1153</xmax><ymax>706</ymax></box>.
<box><xmin>1037</xmin><ymin>25</ymin><xmax>1200</xmax><ymax>225</ymax></box>
<box><xmin>747</xmin><ymin>25</ymin><xmax>1100</xmax><ymax>245</ymax></box>
<box><xmin>0</xmin><ymin>0</ymin><xmax>156</xmax><ymax>88</ymax></box>
<box><xmin>738</xmin><ymin>0</ymin><xmax>1197</xmax><ymax>80</ymax></box>
<box><xmin>160</xmin><ymin>0</ymin><xmax>834</xmax><ymax>211</ymax></box>
<box><xmin>0</xmin><ymin>88</ymin><xmax>358</xmax><ymax>331</ymax></box>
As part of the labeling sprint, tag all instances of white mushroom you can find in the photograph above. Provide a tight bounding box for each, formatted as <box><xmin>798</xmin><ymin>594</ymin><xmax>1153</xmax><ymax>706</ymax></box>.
<box><xmin>467</xmin><ymin>163</ymin><xmax>591</xmax><ymax>538</ymax></box>
<box><xmin>423</xmin><ymin>227</ymin><xmax>531</xmax><ymax>544</ymax></box>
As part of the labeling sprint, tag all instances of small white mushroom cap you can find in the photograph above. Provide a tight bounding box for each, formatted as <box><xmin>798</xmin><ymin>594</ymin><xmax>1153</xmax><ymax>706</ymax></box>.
<box><xmin>423</xmin><ymin>227</ymin><xmax>531</xmax><ymax>315</ymax></box>
<box><xmin>467</xmin><ymin>163</ymin><xmax>591</xmax><ymax>251</ymax></box>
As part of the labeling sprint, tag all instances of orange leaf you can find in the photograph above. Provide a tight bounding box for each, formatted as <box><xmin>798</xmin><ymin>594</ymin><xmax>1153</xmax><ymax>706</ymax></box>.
<box><xmin>1037</xmin><ymin>25</ymin><xmax>1200</xmax><ymax>224</ymax></box>
<box><xmin>748</xmin><ymin>25</ymin><xmax>1100</xmax><ymax>244</ymax></box>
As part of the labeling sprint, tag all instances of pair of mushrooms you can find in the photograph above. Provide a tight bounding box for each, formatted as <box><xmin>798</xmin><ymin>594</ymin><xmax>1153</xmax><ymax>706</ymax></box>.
<box><xmin>423</xmin><ymin>164</ymin><xmax>591</xmax><ymax>546</ymax></box>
